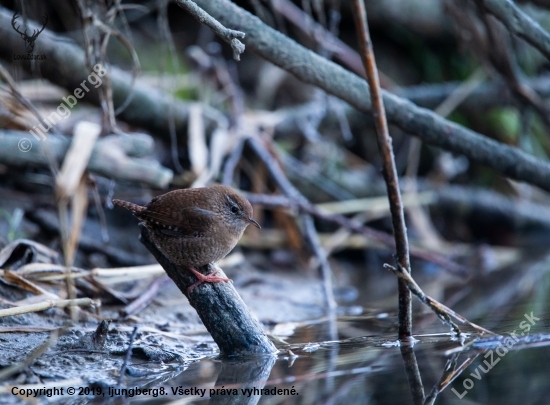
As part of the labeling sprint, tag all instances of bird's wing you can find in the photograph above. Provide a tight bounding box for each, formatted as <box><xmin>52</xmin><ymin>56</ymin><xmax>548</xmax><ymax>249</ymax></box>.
<box><xmin>140</xmin><ymin>206</ymin><xmax>217</xmax><ymax>238</ymax></box>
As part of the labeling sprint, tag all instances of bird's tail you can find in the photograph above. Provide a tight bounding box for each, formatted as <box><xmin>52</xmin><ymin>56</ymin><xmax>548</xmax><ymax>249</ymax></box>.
<box><xmin>112</xmin><ymin>199</ymin><xmax>146</xmax><ymax>214</ymax></box>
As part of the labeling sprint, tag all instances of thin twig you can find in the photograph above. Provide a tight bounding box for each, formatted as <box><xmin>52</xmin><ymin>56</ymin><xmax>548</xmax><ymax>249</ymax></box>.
<box><xmin>404</xmin><ymin>68</ymin><xmax>486</xmax><ymax>251</ymax></box>
<box><xmin>301</xmin><ymin>215</ymin><xmax>338</xmax><ymax>312</ymax></box>
<box><xmin>174</xmin><ymin>0</ymin><xmax>246</xmax><ymax>61</ymax></box>
<box><xmin>424</xmin><ymin>353</ymin><xmax>480</xmax><ymax>405</ymax></box>
<box><xmin>107</xmin><ymin>0</ymin><xmax>143</xmax><ymax>116</ymax></box>
<box><xmin>384</xmin><ymin>263</ymin><xmax>495</xmax><ymax>336</ymax></box>
<box><xmin>117</xmin><ymin>326</ymin><xmax>138</xmax><ymax>386</ymax></box>
<box><xmin>89</xmin><ymin>175</ymin><xmax>110</xmax><ymax>243</ymax></box>
<box><xmin>352</xmin><ymin>0</ymin><xmax>412</xmax><ymax>338</ymax></box>
<box><xmin>76</xmin><ymin>0</ymin><xmax>118</xmax><ymax>133</ymax></box>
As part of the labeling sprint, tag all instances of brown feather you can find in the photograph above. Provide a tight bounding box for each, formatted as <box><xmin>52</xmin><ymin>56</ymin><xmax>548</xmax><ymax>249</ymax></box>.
<box><xmin>112</xmin><ymin>185</ymin><xmax>257</xmax><ymax>267</ymax></box>
<box><xmin>112</xmin><ymin>199</ymin><xmax>146</xmax><ymax>214</ymax></box>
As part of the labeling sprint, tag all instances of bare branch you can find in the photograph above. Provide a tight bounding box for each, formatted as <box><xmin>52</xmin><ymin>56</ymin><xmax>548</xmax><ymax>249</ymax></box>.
<box><xmin>475</xmin><ymin>0</ymin><xmax>550</xmax><ymax>62</ymax></box>
<box><xmin>190</xmin><ymin>0</ymin><xmax>550</xmax><ymax>193</ymax></box>
<box><xmin>174</xmin><ymin>0</ymin><xmax>246</xmax><ymax>61</ymax></box>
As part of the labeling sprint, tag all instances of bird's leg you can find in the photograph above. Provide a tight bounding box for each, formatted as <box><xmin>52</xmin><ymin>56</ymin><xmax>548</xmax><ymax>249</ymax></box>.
<box><xmin>187</xmin><ymin>266</ymin><xmax>232</xmax><ymax>295</ymax></box>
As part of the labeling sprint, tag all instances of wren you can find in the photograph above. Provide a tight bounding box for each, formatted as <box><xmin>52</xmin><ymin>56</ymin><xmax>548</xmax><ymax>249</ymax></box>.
<box><xmin>113</xmin><ymin>185</ymin><xmax>260</xmax><ymax>294</ymax></box>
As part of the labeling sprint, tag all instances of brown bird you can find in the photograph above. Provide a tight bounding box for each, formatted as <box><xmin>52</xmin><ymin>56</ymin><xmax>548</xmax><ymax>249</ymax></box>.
<box><xmin>113</xmin><ymin>185</ymin><xmax>260</xmax><ymax>294</ymax></box>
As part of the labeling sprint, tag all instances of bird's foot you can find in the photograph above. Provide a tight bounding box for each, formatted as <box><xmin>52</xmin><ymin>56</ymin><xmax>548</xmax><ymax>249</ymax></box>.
<box><xmin>187</xmin><ymin>267</ymin><xmax>232</xmax><ymax>295</ymax></box>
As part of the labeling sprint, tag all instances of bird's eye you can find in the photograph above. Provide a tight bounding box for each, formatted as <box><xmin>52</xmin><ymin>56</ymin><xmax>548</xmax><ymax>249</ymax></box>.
<box><xmin>231</xmin><ymin>205</ymin><xmax>239</xmax><ymax>214</ymax></box>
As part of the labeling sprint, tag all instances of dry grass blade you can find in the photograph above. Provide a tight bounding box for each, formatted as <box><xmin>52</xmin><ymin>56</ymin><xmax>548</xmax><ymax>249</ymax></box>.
<box><xmin>55</xmin><ymin>121</ymin><xmax>100</xmax><ymax>200</ymax></box>
<box><xmin>55</xmin><ymin>121</ymin><xmax>100</xmax><ymax>320</ymax></box>
<box><xmin>13</xmin><ymin>264</ymin><xmax>165</xmax><ymax>282</ymax></box>
<box><xmin>0</xmin><ymin>64</ymin><xmax>57</xmax><ymax>140</ymax></box>
<box><xmin>317</xmin><ymin>192</ymin><xmax>436</xmax><ymax>216</ymax></box>
<box><xmin>91</xmin><ymin>264</ymin><xmax>164</xmax><ymax>279</ymax></box>
<box><xmin>0</xmin><ymin>297</ymin><xmax>99</xmax><ymax>318</ymax></box>
<box><xmin>65</xmin><ymin>176</ymin><xmax>89</xmax><ymax>267</ymax></box>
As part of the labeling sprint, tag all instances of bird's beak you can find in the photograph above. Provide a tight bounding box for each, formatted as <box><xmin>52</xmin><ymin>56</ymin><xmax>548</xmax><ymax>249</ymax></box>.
<box><xmin>248</xmin><ymin>217</ymin><xmax>261</xmax><ymax>229</ymax></box>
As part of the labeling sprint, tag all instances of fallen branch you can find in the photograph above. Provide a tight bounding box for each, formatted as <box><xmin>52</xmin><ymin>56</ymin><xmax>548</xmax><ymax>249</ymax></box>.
<box><xmin>0</xmin><ymin>131</ymin><xmax>173</xmax><ymax>188</ymax></box>
<box><xmin>395</xmin><ymin>78</ymin><xmax>524</xmax><ymax>110</ymax></box>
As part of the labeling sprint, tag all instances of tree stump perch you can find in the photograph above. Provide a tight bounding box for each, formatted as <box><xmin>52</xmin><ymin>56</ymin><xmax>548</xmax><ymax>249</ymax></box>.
<box><xmin>139</xmin><ymin>224</ymin><xmax>277</xmax><ymax>356</ymax></box>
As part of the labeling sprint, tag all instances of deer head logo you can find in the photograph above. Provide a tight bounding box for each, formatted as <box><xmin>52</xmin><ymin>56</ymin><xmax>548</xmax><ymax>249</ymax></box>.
<box><xmin>11</xmin><ymin>12</ymin><xmax>48</xmax><ymax>54</ymax></box>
